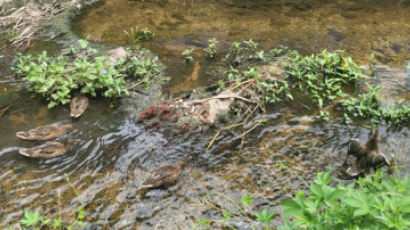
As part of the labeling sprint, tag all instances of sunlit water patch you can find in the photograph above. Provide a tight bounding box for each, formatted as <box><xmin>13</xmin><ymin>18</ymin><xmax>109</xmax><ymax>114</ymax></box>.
<box><xmin>72</xmin><ymin>0</ymin><xmax>410</xmax><ymax>93</ymax></box>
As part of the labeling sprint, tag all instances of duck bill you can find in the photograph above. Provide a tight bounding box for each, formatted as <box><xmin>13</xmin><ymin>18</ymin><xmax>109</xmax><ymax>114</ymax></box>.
<box><xmin>70</xmin><ymin>112</ymin><xmax>81</xmax><ymax>118</ymax></box>
<box><xmin>16</xmin><ymin>132</ymin><xmax>30</xmax><ymax>140</ymax></box>
<box><xmin>19</xmin><ymin>148</ymin><xmax>31</xmax><ymax>157</ymax></box>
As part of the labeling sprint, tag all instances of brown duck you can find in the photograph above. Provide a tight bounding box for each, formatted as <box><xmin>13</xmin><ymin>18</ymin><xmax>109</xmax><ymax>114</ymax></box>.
<box><xmin>19</xmin><ymin>141</ymin><xmax>70</xmax><ymax>159</ymax></box>
<box><xmin>140</xmin><ymin>160</ymin><xmax>186</xmax><ymax>189</ymax></box>
<box><xmin>70</xmin><ymin>94</ymin><xmax>89</xmax><ymax>118</ymax></box>
<box><xmin>16</xmin><ymin>123</ymin><xmax>74</xmax><ymax>141</ymax></box>
<box><xmin>346</xmin><ymin>127</ymin><xmax>390</xmax><ymax>177</ymax></box>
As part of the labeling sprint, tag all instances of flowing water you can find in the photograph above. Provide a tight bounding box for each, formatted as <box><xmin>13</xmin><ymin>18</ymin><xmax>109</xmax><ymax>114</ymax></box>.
<box><xmin>1</xmin><ymin>0</ymin><xmax>409</xmax><ymax>229</ymax></box>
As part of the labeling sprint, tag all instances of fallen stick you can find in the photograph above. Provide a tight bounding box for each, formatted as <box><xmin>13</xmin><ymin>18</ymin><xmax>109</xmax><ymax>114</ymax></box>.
<box><xmin>0</xmin><ymin>79</ymin><xmax>25</xmax><ymax>84</ymax></box>
<box><xmin>239</xmin><ymin>121</ymin><xmax>262</xmax><ymax>151</ymax></box>
<box><xmin>207</xmin><ymin>122</ymin><xmax>244</xmax><ymax>150</ymax></box>
<box><xmin>190</xmin><ymin>95</ymin><xmax>257</xmax><ymax>104</ymax></box>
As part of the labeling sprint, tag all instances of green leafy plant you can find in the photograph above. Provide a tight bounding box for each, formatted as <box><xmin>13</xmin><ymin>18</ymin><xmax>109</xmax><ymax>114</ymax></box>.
<box><xmin>124</xmin><ymin>26</ymin><xmax>155</xmax><ymax>46</ymax></box>
<box><xmin>204</xmin><ymin>38</ymin><xmax>218</xmax><ymax>59</ymax></box>
<box><xmin>339</xmin><ymin>85</ymin><xmax>409</xmax><ymax>125</ymax></box>
<box><xmin>226</xmin><ymin>41</ymin><xmax>242</xmax><ymax>60</ymax></box>
<box><xmin>139</xmin><ymin>28</ymin><xmax>155</xmax><ymax>41</ymax></box>
<box><xmin>118</xmin><ymin>56</ymin><xmax>160</xmax><ymax>89</ymax></box>
<box><xmin>11</xmin><ymin>39</ymin><xmax>160</xmax><ymax>108</ymax></box>
<box><xmin>286</xmin><ymin>49</ymin><xmax>365</xmax><ymax>108</ymax></box>
<box><xmin>20</xmin><ymin>209</ymin><xmax>50</xmax><ymax>228</ymax></box>
<box><xmin>280</xmin><ymin>168</ymin><xmax>410</xmax><ymax>230</ymax></box>
<box><xmin>225</xmin><ymin>40</ymin><xmax>268</xmax><ymax>63</ymax></box>
<box><xmin>218</xmin><ymin>48</ymin><xmax>408</xmax><ymax>125</ymax></box>
<box><xmin>182</xmin><ymin>48</ymin><xmax>195</xmax><ymax>62</ymax></box>
<box><xmin>255</xmin><ymin>208</ymin><xmax>276</xmax><ymax>230</ymax></box>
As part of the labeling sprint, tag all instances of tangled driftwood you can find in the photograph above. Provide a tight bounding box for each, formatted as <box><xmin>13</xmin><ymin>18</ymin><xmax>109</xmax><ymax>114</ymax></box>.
<box><xmin>137</xmin><ymin>65</ymin><xmax>287</xmax><ymax>130</ymax></box>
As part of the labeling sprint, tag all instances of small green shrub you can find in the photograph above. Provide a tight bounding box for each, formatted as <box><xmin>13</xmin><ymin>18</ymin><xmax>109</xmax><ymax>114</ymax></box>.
<box><xmin>225</xmin><ymin>40</ymin><xmax>267</xmax><ymax>63</ymax></box>
<box><xmin>218</xmin><ymin>48</ymin><xmax>409</xmax><ymax>125</ymax></box>
<box><xmin>124</xmin><ymin>26</ymin><xmax>155</xmax><ymax>46</ymax></box>
<box><xmin>286</xmin><ymin>49</ymin><xmax>365</xmax><ymax>108</ymax></box>
<box><xmin>204</xmin><ymin>38</ymin><xmax>218</xmax><ymax>59</ymax></box>
<box><xmin>281</xmin><ymin>169</ymin><xmax>410</xmax><ymax>230</ymax></box>
<box><xmin>182</xmin><ymin>48</ymin><xmax>195</xmax><ymax>63</ymax></box>
<box><xmin>11</xmin><ymin>39</ymin><xmax>160</xmax><ymax>108</ymax></box>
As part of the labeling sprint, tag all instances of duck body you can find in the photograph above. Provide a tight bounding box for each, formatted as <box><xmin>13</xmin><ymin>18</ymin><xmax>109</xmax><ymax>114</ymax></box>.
<box><xmin>16</xmin><ymin>124</ymin><xmax>73</xmax><ymax>141</ymax></box>
<box><xmin>70</xmin><ymin>94</ymin><xmax>89</xmax><ymax>118</ymax></box>
<box><xmin>19</xmin><ymin>141</ymin><xmax>69</xmax><ymax>159</ymax></box>
<box><xmin>346</xmin><ymin>127</ymin><xmax>390</xmax><ymax>177</ymax></box>
<box><xmin>141</xmin><ymin>160</ymin><xmax>186</xmax><ymax>189</ymax></box>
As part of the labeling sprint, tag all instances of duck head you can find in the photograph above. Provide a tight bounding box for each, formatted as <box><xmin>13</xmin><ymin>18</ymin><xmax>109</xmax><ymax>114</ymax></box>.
<box><xmin>70</xmin><ymin>94</ymin><xmax>89</xmax><ymax>118</ymax></box>
<box><xmin>371</xmin><ymin>153</ymin><xmax>390</xmax><ymax>169</ymax></box>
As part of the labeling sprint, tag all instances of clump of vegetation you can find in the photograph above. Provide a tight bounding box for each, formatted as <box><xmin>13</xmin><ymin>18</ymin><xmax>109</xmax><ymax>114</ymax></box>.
<box><xmin>204</xmin><ymin>38</ymin><xmax>218</xmax><ymax>59</ymax></box>
<box><xmin>124</xmin><ymin>26</ymin><xmax>155</xmax><ymax>46</ymax></box>
<box><xmin>182</xmin><ymin>48</ymin><xmax>195</xmax><ymax>63</ymax></box>
<box><xmin>225</xmin><ymin>39</ymin><xmax>268</xmax><ymax>64</ymax></box>
<box><xmin>281</xmin><ymin>168</ymin><xmax>410</xmax><ymax>229</ymax></box>
<box><xmin>217</xmin><ymin>43</ymin><xmax>409</xmax><ymax>125</ymax></box>
<box><xmin>197</xmin><ymin>166</ymin><xmax>410</xmax><ymax>230</ymax></box>
<box><xmin>11</xmin><ymin>39</ymin><xmax>160</xmax><ymax>108</ymax></box>
<box><xmin>286</xmin><ymin>49</ymin><xmax>365</xmax><ymax>109</ymax></box>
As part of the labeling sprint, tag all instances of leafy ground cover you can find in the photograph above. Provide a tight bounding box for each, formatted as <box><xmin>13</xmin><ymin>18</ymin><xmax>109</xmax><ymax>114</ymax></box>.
<box><xmin>197</xmin><ymin>165</ymin><xmax>410</xmax><ymax>230</ymax></box>
<box><xmin>11</xmin><ymin>39</ymin><xmax>161</xmax><ymax>108</ymax></box>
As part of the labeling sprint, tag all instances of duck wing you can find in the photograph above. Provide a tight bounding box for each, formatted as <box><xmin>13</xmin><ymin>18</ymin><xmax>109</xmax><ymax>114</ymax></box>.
<box><xmin>347</xmin><ymin>139</ymin><xmax>361</xmax><ymax>157</ymax></box>
<box><xmin>141</xmin><ymin>165</ymin><xmax>180</xmax><ymax>189</ymax></box>
<box><xmin>19</xmin><ymin>142</ymin><xmax>66</xmax><ymax>158</ymax></box>
<box><xmin>16</xmin><ymin>125</ymin><xmax>60</xmax><ymax>140</ymax></box>
<box><xmin>346</xmin><ymin>162</ymin><xmax>365</xmax><ymax>177</ymax></box>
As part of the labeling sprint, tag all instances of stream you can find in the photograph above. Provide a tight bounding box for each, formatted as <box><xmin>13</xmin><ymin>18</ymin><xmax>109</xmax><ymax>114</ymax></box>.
<box><xmin>0</xmin><ymin>0</ymin><xmax>409</xmax><ymax>229</ymax></box>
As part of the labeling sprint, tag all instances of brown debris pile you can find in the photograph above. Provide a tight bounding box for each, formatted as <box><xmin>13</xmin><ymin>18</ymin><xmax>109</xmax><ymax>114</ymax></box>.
<box><xmin>136</xmin><ymin>65</ymin><xmax>288</xmax><ymax>135</ymax></box>
<box><xmin>137</xmin><ymin>80</ymin><xmax>268</xmax><ymax>132</ymax></box>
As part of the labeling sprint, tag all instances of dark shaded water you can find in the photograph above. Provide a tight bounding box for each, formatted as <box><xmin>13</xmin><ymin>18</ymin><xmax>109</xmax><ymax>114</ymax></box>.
<box><xmin>1</xmin><ymin>0</ymin><xmax>409</xmax><ymax>229</ymax></box>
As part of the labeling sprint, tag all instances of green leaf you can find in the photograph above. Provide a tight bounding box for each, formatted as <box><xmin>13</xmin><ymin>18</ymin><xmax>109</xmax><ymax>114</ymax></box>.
<box><xmin>223</xmin><ymin>210</ymin><xmax>232</xmax><ymax>221</ymax></box>
<box><xmin>198</xmin><ymin>218</ymin><xmax>211</xmax><ymax>227</ymax></box>
<box><xmin>241</xmin><ymin>193</ymin><xmax>254</xmax><ymax>206</ymax></box>
<box><xmin>52</xmin><ymin>219</ymin><xmax>62</xmax><ymax>228</ymax></box>
<box><xmin>20</xmin><ymin>209</ymin><xmax>42</xmax><ymax>227</ymax></box>
<box><xmin>255</xmin><ymin>207</ymin><xmax>275</xmax><ymax>223</ymax></box>
<box><xmin>281</xmin><ymin>199</ymin><xmax>305</xmax><ymax>219</ymax></box>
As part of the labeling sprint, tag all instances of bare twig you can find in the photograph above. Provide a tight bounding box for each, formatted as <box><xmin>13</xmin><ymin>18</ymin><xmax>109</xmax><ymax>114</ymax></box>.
<box><xmin>0</xmin><ymin>102</ymin><xmax>13</xmax><ymax>117</ymax></box>
<box><xmin>0</xmin><ymin>79</ymin><xmax>25</xmax><ymax>84</ymax></box>
<box><xmin>239</xmin><ymin>121</ymin><xmax>261</xmax><ymax>151</ymax></box>
<box><xmin>190</xmin><ymin>95</ymin><xmax>257</xmax><ymax>104</ymax></box>
<box><xmin>207</xmin><ymin>122</ymin><xmax>244</xmax><ymax>150</ymax></box>
<box><xmin>125</xmin><ymin>81</ymin><xmax>143</xmax><ymax>90</ymax></box>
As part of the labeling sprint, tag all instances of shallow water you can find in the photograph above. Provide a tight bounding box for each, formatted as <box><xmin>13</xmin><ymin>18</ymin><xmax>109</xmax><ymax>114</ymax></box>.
<box><xmin>1</xmin><ymin>0</ymin><xmax>410</xmax><ymax>229</ymax></box>
<box><xmin>73</xmin><ymin>0</ymin><xmax>410</xmax><ymax>93</ymax></box>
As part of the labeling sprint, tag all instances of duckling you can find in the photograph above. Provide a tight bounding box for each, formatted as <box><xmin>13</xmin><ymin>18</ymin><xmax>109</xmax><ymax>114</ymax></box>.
<box><xmin>16</xmin><ymin>123</ymin><xmax>74</xmax><ymax>141</ymax></box>
<box><xmin>70</xmin><ymin>94</ymin><xmax>89</xmax><ymax>118</ymax></box>
<box><xmin>346</xmin><ymin>127</ymin><xmax>390</xmax><ymax>177</ymax></box>
<box><xmin>140</xmin><ymin>160</ymin><xmax>186</xmax><ymax>190</ymax></box>
<box><xmin>19</xmin><ymin>141</ymin><xmax>69</xmax><ymax>159</ymax></box>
